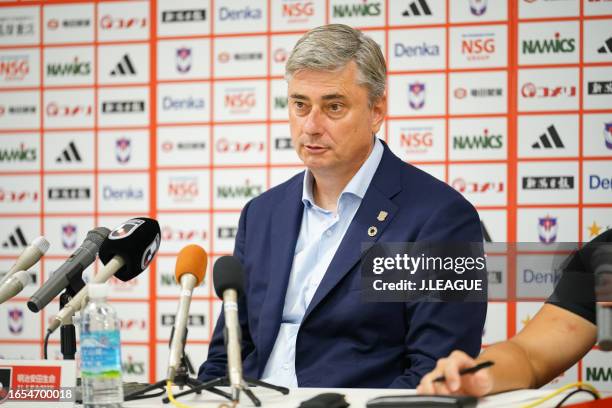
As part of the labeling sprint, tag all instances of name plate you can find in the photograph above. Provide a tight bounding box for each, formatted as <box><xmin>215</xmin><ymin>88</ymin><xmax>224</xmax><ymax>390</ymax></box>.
<box><xmin>0</xmin><ymin>359</ymin><xmax>76</xmax><ymax>407</ymax></box>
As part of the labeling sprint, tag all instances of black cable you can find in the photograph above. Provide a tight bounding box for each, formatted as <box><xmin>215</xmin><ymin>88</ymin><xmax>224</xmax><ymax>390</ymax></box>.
<box><xmin>43</xmin><ymin>330</ymin><xmax>51</xmax><ymax>359</ymax></box>
<box><xmin>554</xmin><ymin>388</ymin><xmax>599</xmax><ymax>408</ymax></box>
<box><xmin>124</xmin><ymin>389</ymin><xmax>165</xmax><ymax>401</ymax></box>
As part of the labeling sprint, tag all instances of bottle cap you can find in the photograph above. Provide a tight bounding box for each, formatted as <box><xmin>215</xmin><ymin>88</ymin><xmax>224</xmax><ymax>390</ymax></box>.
<box><xmin>88</xmin><ymin>283</ymin><xmax>109</xmax><ymax>299</ymax></box>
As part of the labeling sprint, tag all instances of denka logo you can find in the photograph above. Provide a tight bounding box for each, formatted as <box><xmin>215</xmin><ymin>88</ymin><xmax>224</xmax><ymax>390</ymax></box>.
<box><xmin>101</xmin><ymin>100</ymin><xmax>145</xmax><ymax>113</ymax></box>
<box><xmin>521</xmin><ymin>82</ymin><xmax>577</xmax><ymax>98</ymax></box>
<box><xmin>162</xmin><ymin>96</ymin><xmax>205</xmax><ymax>111</ymax></box>
<box><xmin>217</xmin><ymin>179</ymin><xmax>263</xmax><ymax>200</ymax></box>
<box><xmin>461</xmin><ymin>33</ymin><xmax>495</xmax><ymax>61</ymax></box>
<box><xmin>168</xmin><ymin>176</ymin><xmax>198</xmax><ymax>202</ymax></box>
<box><xmin>451</xmin><ymin>179</ymin><xmax>504</xmax><ymax>194</ymax></box>
<box><xmin>46</xmin><ymin>102</ymin><xmax>93</xmax><ymax>117</ymax></box>
<box><xmin>0</xmin><ymin>143</ymin><xmax>36</xmax><ymax>162</ymax></box>
<box><xmin>46</xmin><ymin>56</ymin><xmax>91</xmax><ymax>77</ymax></box>
<box><xmin>538</xmin><ymin>215</ymin><xmax>558</xmax><ymax>244</ymax></box>
<box><xmin>161</xmin><ymin>9</ymin><xmax>207</xmax><ymax>23</ymax></box>
<box><xmin>282</xmin><ymin>1</ymin><xmax>314</xmax><ymax>21</ymax></box>
<box><xmin>100</xmin><ymin>15</ymin><xmax>147</xmax><ymax>30</ymax></box>
<box><xmin>0</xmin><ymin>55</ymin><xmax>29</xmax><ymax>81</ymax></box>
<box><xmin>522</xmin><ymin>32</ymin><xmax>576</xmax><ymax>55</ymax></box>
<box><xmin>522</xmin><ymin>176</ymin><xmax>574</xmax><ymax>190</ymax></box>
<box><xmin>333</xmin><ymin>1</ymin><xmax>382</xmax><ymax>17</ymax></box>
<box><xmin>588</xmin><ymin>81</ymin><xmax>612</xmax><ymax>95</ymax></box>
<box><xmin>589</xmin><ymin>174</ymin><xmax>612</xmax><ymax>191</ymax></box>
<box><xmin>395</xmin><ymin>42</ymin><xmax>439</xmax><ymax>57</ymax></box>
<box><xmin>216</xmin><ymin>138</ymin><xmax>264</xmax><ymax>153</ymax></box>
<box><xmin>161</xmin><ymin>226</ymin><xmax>207</xmax><ymax>242</ymax></box>
<box><xmin>218</xmin><ymin>6</ymin><xmax>262</xmax><ymax>21</ymax></box>
<box><xmin>103</xmin><ymin>185</ymin><xmax>144</xmax><ymax>200</ymax></box>
<box><xmin>453</xmin><ymin>129</ymin><xmax>503</xmax><ymax>150</ymax></box>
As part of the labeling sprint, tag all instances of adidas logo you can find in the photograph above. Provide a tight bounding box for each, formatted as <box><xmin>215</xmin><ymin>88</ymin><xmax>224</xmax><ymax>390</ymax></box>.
<box><xmin>2</xmin><ymin>226</ymin><xmax>27</xmax><ymax>249</ymax></box>
<box><xmin>110</xmin><ymin>54</ymin><xmax>136</xmax><ymax>76</ymax></box>
<box><xmin>532</xmin><ymin>125</ymin><xmax>564</xmax><ymax>149</ymax></box>
<box><xmin>402</xmin><ymin>0</ymin><xmax>432</xmax><ymax>16</ymax></box>
<box><xmin>597</xmin><ymin>37</ymin><xmax>612</xmax><ymax>54</ymax></box>
<box><xmin>55</xmin><ymin>141</ymin><xmax>82</xmax><ymax>163</ymax></box>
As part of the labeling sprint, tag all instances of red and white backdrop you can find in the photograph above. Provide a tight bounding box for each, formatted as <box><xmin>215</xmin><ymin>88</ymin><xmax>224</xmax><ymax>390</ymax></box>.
<box><xmin>0</xmin><ymin>0</ymin><xmax>611</xmax><ymax>389</ymax></box>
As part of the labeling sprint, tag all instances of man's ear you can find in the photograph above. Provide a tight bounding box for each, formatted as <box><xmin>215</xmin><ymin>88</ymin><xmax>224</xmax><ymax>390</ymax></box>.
<box><xmin>371</xmin><ymin>94</ymin><xmax>387</xmax><ymax>134</ymax></box>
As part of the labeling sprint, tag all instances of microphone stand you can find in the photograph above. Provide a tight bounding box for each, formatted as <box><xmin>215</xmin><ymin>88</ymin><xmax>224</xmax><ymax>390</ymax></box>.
<box><xmin>125</xmin><ymin>327</ymin><xmax>232</xmax><ymax>402</ymax></box>
<box><xmin>59</xmin><ymin>275</ymin><xmax>85</xmax><ymax>360</ymax></box>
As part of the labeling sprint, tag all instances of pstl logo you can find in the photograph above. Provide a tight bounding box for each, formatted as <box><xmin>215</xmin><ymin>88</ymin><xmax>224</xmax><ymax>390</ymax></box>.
<box><xmin>168</xmin><ymin>177</ymin><xmax>198</xmax><ymax>202</ymax></box>
<box><xmin>538</xmin><ymin>215</ymin><xmax>558</xmax><ymax>244</ymax></box>
<box><xmin>115</xmin><ymin>137</ymin><xmax>131</xmax><ymax>164</ymax></box>
<box><xmin>469</xmin><ymin>0</ymin><xmax>487</xmax><ymax>16</ymax></box>
<box><xmin>451</xmin><ymin>179</ymin><xmax>504</xmax><ymax>194</ymax></box>
<box><xmin>62</xmin><ymin>224</ymin><xmax>77</xmax><ymax>250</ymax></box>
<box><xmin>604</xmin><ymin>122</ymin><xmax>612</xmax><ymax>150</ymax></box>
<box><xmin>162</xmin><ymin>9</ymin><xmax>206</xmax><ymax>23</ymax></box>
<box><xmin>461</xmin><ymin>34</ymin><xmax>495</xmax><ymax>61</ymax></box>
<box><xmin>176</xmin><ymin>48</ymin><xmax>192</xmax><ymax>73</ymax></box>
<box><xmin>522</xmin><ymin>33</ymin><xmax>576</xmax><ymax>55</ymax></box>
<box><xmin>282</xmin><ymin>1</ymin><xmax>314</xmax><ymax>22</ymax></box>
<box><xmin>216</xmin><ymin>138</ymin><xmax>264</xmax><ymax>153</ymax></box>
<box><xmin>0</xmin><ymin>55</ymin><xmax>29</xmax><ymax>81</ymax></box>
<box><xmin>100</xmin><ymin>15</ymin><xmax>147</xmax><ymax>30</ymax></box>
<box><xmin>333</xmin><ymin>1</ymin><xmax>382</xmax><ymax>18</ymax></box>
<box><xmin>46</xmin><ymin>102</ymin><xmax>93</xmax><ymax>117</ymax></box>
<box><xmin>521</xmin><ymin>83</ymin><xmax>576</xmax><ymax>98</ymax></box>
<box><xmin>400</xmin><ymin>129</ymin><xmax>433</xmax><ymax>153</ymax></box>
<box><xmin>408</xmin><ymin>82</ymin><xmax>425</xmax><ymax>110</ymax></box>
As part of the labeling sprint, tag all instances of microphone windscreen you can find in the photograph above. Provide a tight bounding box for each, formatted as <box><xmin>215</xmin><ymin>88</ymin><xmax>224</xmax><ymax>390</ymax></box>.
<box><xmin>99</xmin><ymin>217</ymin><xmax>161</xmax><ymax>281</ymax></box>
<box><xmin>213</xmin><ymin>256</ymin><xmax>244</xmax><ymax>298</ymax></box>
<box><xmin>175</xmin><ymin>244</ymin><xmax>207</xmax><ymax>285</ymax></box>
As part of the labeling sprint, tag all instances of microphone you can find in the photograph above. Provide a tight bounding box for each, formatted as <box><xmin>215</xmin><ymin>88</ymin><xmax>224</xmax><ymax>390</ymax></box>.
<box><xmin>47</xmin><ymin>217</ymin><xmax>161</xmax><ymax>334</ymax></box>
<box><xmin>213</xmin><ymin>255</ymin><xmax>246</xmax><ymax>401</ymax></box>
<box><xmin>594</xmin><ymin>234</ymin><xmax>612</xmax><ymax>350</ymax></box>
<box><xmin>0</xmin><ymin>270</ymin><xmax>32</xmax><ymax>304</ymax></box>
<box><xmin>167</xmin><ymin>244</ymin><xmax>208</xmax><ymax>381</ymax></box>
<box><xmin>28</xmin><ymin>228</ymin><xmax>110</xmax><ymax>313</ymax></box>
<box><xmin>0</xmin><ymin>236</ymin><xmax>49</xmax><ymax>286</ymax></box>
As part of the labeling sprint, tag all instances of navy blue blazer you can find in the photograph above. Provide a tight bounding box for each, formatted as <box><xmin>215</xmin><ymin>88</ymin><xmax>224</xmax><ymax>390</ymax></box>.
<box><xmin>198</xmin><ymin>141</ymin><xmax>486</xmax><ymax>388</ymax></box>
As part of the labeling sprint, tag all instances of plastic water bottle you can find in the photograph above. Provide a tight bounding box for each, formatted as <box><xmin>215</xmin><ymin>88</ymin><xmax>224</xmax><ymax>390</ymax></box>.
<box><xmin>80</xmin><ymin>283</ymin><xmax>124</xmax><ymax>407</ymax></box>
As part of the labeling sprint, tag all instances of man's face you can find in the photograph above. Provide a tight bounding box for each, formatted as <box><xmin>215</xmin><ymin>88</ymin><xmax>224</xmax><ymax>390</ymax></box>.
<box><xmin>287</xmin><ymin>61</ymin><xmax>386</xmax><ymax>177</ymax></box>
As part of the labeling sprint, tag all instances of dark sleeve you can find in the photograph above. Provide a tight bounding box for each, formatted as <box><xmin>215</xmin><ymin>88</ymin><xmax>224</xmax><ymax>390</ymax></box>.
<box><xmin>197</xmin><ymin>200</ymin><xmax>256</xmax><ymax>381</ymax></box>
<box><xmin>544</xmin><ymin>232</ymin><xmax>612</xmax><ymax>326</ymax></box>
<box><xmin>388</xmin><ymin>195</ymin><xmax>487</xmax><ymax>388</ymax></box>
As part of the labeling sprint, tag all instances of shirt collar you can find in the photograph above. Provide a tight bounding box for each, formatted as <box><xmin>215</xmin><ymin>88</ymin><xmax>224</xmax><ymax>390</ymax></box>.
<box><xmin>302</xmin><ymin>137</ymin><xmax>384</xmax><ymax>211</ymax></box>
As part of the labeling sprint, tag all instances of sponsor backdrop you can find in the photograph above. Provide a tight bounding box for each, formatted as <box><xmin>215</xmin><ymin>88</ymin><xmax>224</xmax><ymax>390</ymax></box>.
<box><xmin>0</xmin><ymin>0</ymin><xmax>611</xmax><ymax>388</ymax></box>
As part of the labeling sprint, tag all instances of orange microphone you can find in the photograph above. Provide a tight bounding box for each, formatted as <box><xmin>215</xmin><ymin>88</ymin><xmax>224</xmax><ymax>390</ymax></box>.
<box><xmin>167</xmin><ymin>244</ymin><xmax>208</xmax><ymax>381</ymax></box>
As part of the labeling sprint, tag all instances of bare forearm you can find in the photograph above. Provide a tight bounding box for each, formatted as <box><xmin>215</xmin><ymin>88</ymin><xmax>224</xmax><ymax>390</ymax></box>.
<box><xmin>477</xmin><ymin>340</ymin><xmax>538</xmax><ymax>394</ymax></box>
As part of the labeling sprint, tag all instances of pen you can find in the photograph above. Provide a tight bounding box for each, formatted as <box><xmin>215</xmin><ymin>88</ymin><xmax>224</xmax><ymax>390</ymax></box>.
<box><xmin>432</xmin><ymin>360</ymin><xmax>494</xmax><ymax>383</ymax></box>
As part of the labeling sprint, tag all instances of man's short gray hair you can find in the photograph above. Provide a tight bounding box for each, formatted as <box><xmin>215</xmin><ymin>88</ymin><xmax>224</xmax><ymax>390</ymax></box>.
<box><xmin>285</xmin><ymin>24</ymin><xmax>386</xmax><ymax>105</ymax></box>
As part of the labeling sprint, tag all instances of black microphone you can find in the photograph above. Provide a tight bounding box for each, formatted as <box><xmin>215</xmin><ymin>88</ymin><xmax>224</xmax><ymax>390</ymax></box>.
<box><xmin>28</xmin><ymin>227</ymin><xmax>110</xmax><ymax>313</ymax></box>
<box><xmin>47</xmin><ymin>217</ymin><xmax>161</xmax><ymax>334</ymax></box>
<box><xmin>213</xmin><ymin>255</ymin><xmax>245</xmax><ymax>402</ymax></box>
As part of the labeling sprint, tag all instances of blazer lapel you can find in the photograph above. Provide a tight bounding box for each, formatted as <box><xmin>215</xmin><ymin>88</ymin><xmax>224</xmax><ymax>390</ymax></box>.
<box><xmin>302</xmin><ymin>144</ymin><xmax>404</xmax><ymax>323</ymax></box>
<box><xmin>257</xmin><ymin>177</ymin><xmax>304</xmax><ymax>374</ymax></box>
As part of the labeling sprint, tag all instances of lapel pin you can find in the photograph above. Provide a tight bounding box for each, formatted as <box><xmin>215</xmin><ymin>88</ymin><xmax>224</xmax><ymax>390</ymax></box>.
<box><xmin>377</xmin><ymin>211</ymin><xmax>388</xmax><ymax>222</ymax></box>
<box><xmin>368</xmin><ymin>226</ymin><xmax>378</xmax><ymax>237</ymax></box>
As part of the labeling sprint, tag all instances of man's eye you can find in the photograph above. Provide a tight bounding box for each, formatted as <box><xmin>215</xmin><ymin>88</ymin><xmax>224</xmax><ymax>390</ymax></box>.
<box><xmin>294</xmin><ymin>101</ymin><xmax>305</xmax><ymax>109</ymax></box>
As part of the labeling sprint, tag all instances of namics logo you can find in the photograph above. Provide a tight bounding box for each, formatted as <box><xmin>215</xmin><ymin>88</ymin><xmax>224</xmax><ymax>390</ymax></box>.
<box><xmin>332</xmin><ymin>1</ymin><xmax>382</xmax><ymax>18</ymax></box>
<box><xmin>522</xmin><ymin>32</ymin><xmax>576</xmax><ymax>55</ymax></box>
<box><xmin>453</xmin><ymin>129</ymin><xmax>502</xmax><ymax>150</ymax></box>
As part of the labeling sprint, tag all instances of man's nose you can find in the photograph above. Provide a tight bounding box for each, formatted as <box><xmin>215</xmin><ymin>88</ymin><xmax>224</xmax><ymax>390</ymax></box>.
<box><xmin>303</xmin><ymin>107</ymin><xmax>324</xmax><ymax>136</ymax></box>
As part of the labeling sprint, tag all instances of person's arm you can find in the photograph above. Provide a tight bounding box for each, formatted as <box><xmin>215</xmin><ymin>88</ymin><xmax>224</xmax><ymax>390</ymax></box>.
<box><xmin>197</xmin><ymin>201</ymin><xmax>256</xmax><ymax>381</ymax></box>
<box><xmin>389</xmin><ymin>195</ymin><xmax>487</xmax><ymax>388</ymax></box>
<box><xmin>416</xmin><ymin>303</ymin><xmax>597</xmax><ymax>396</ymax></box>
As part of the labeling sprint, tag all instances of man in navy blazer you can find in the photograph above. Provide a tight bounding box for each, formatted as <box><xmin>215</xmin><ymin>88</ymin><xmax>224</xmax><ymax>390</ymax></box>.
<box><xmin>198</xmin><ymin>24</ymin><xmax>486</xmax><ymax>389</ymax></box>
